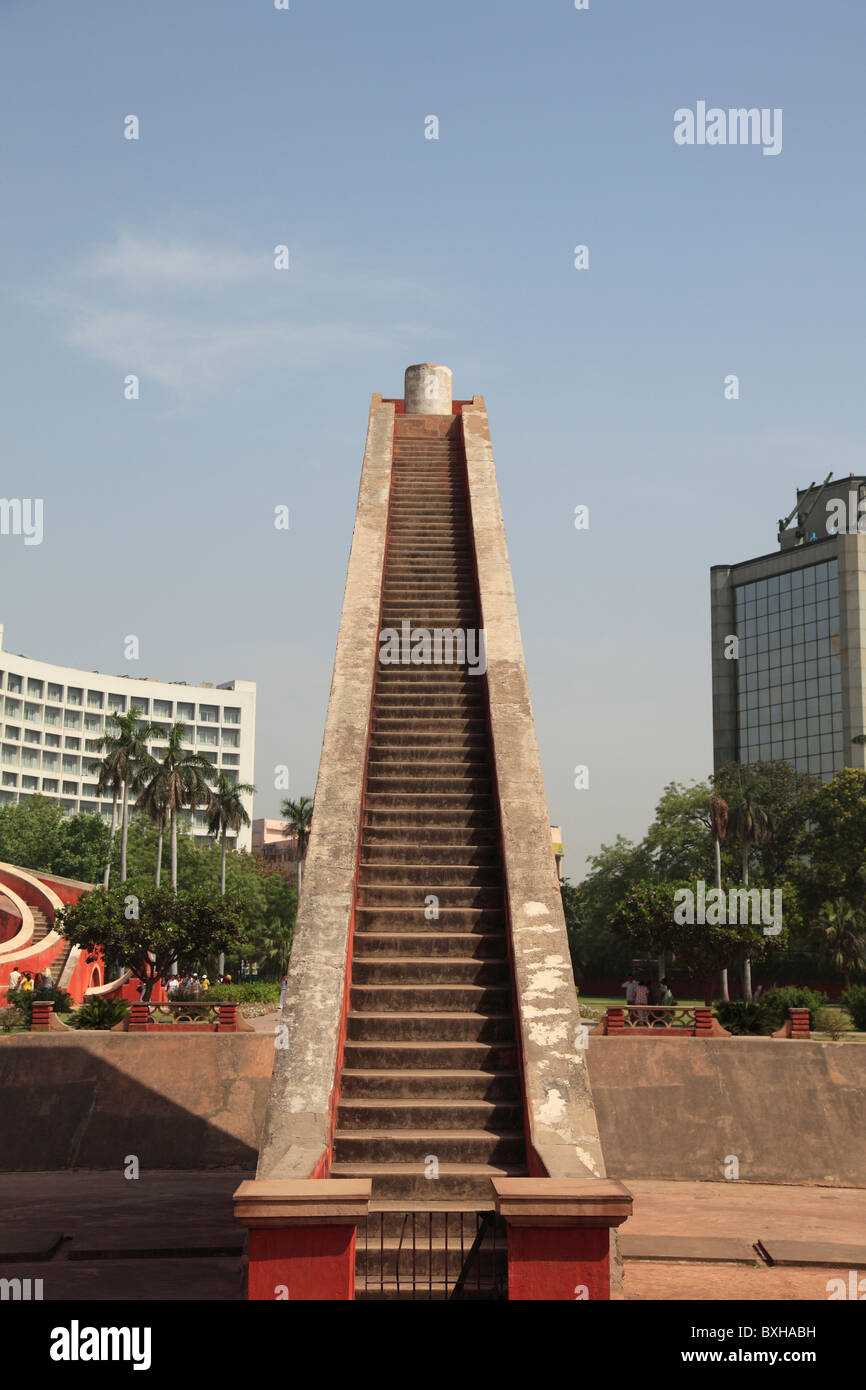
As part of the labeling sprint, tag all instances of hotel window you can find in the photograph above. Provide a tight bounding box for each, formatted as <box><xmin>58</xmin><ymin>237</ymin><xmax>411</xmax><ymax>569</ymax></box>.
<box><xmin>46</xmin><ymin>683</ymin><xmax>62</xmax><ymax>701</ymax></box>
<box><xmin>82</xmin><ymin>784</ymin><xmax>99</xmax><ymax>797</ymax></box>
<box><xmin>42</xmin><ymin>778</ymin><xmax>58</xmax><ymax>792</ymax></box>
<box><xmin>221</xmin><ymin>754</ymin><xmax>240</xmax><ymax>767</ymax></box>
<box><xmin>107</xmin><ymin>694</ymin><xmax>126</xmax><ymax>712</ymax></box>
<box><xmin>5</xmin><ymin>726</ymin><xmax>21</xmax><ymax>741</ymax></box>
<box><xmin>2</xmin><ymin>746</ymin><xmax>18</xmax><ymax>765</ymax></box>
<box><xmin>62</xmin><ymin>756</ymin><xmax>80</xmax><ymax>774</ymax></box>
<box><xmin>42</xmin><ymin>752</ymin><xmax>58</xmax><ymax>771</ymax></box>
<box><xmin>199</xmin><ymin>705</ymin><xmax>218</xmax><ymax>723</ymax></box>
<box><xmin>6</xmin><ymin>675</ymin><xmax>22</xmax><ymax>694</ymax></box>
<box><xmin>79</xmin><ymin>800</ymin><xmax>97</xmax><ymax>813</ymax></box>
<box><xmin>27</xmin><ymin>679</ymin><xmax>43</xmax><ymax>698</ymax></box>
<box><xmin>24</xmin><ymin>730</ymin><xmax>40</xmax><ymax>745</ymax></box>
<box><xmin>1</xmin><ymin>772</ymin><xmax>18</xmax><ymax>787</ymax></box>
<box><xmin>21</xmin><ymin>751</ymin><xmax>38</xmax><ymax>769</ymax></box>
<box><xmin>150</xmin><ymin>721</ymin><xmax>169</xmax><ymax>736</ymax></box>
<box><xmin>221</xmin><ymin>729</ymin><xmax>239</xmax><ymax>747</ymax></box>
<box><xmin>200</xmin><ymin>751</ymin><xmax>218</xmax><ymax>765</ymax></box>
<box><xmin>197</xmin><ymin>727</ymin><xmax>218</xmax><ymax>746</ymax></box>
<box><xmin>82</xmin><ymin>759</ymin><xmax>98</xmax><ymax>776</ymax></box>
<box><xmin>67</xmin><ymin>687</ymin><xmax>83</xmax><ymax>707</ymax></box>
<box><xmin>177</xmin><ymin>702</ymin><xmax>194</xmax><ymax>721</ymax></box>
<box><xmin>153</xmin><ymin>700</ymin><xmax>172</xmax><ymax>719</ymax></box>
<box><xmin>64</xmin><ymin>711</ymin><xmax>81</xmax><ymax>730</ymax></box>
<box><xmin>85</xmin><ymin>739</ymin><xmax>101</xmax><ymax>752</ymax></box>
<box><xmin>5</xmin><ymin>699</ymin><xmax>20</xmax><ymax>718</ymax></box>
<box><xmin>62</xmin><ymin>783</ymin><xmax>78</xmax><ymax>797</ymax></box>
<box><xmin>84</xmin><ymin>715</ymin><xmax>102</xmax><ymax>732</ymax></box>
<box><xmin>21</xmin><ymin>776</ymin><xmax>38</xmax><ymax>791</ymax></box>
<box><xmin>87</xmin><ymin>691</ymin><xmax>103</xmax><ymax>709</ymax></box>
<box><xmin>222</xmin><ymin>707</ymin><xmax>240</xmax><ymax>724</ymax></box>
<box><xmin>64</xmin><ymin>736</ymin><xmax>81</xmax><ymax>750</ymax></box>
<box><xmin>44</xmin><ymin>707</ymin><xmax>61</xmax><ymax>727</ymax></box>
<box><xmin>130</xmin><ymin>698</ymin><xmax>149</xmax><ymax>715</ymax></box>
<box><xmin>45</xmin><ymin>733</ymin><xmax>60</xmax><ymax>748</ymax></box>
<box><xmin>24</xmin><ymin>703</ymin><xmax>41</xmax><ymax>723</ymax></box>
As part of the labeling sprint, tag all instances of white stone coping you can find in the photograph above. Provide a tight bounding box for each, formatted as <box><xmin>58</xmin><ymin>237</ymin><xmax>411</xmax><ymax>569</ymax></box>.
<box><xmin>462</xmin><ymin>400</ymin><xmax>607</xmax><ymax>1182</ymax></box>
<box><xmin>255</xmin><ymin>397</ymin><xmax>395</xmax><ymax>1181</ymax></box>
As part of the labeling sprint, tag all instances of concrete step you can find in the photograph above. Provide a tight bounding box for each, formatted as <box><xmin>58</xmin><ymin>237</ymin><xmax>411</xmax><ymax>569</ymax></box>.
<box><xmin>360</xmin><ymin>844</ymin><xmax>499</xmax><ymax>868</ymax></box>
<box><xmin>358</xmin><ymin>864</ymin><xmax>501</xmax><ymax>887</ymax></box>
<box><xmin>353</xmin><ymin>931</ymin><xmax>506</xmax><ymax>956</ymax></box>
<box><xmin>351</xmin><ymin>957</ymin><xmax>509</xmax><ymax>985</ymax></box>
<box><xmin>338</xmin><ymin>1098</ymin><xmax>521</xmax><ymax>1131</ymax></box>
<box><xmin>361</xmin><ymin>824</ymin><xmax>496</xmax><ymax>845</ymax></box>
<box><xmin>356</xmin><ymin>884</ymin><xmax>502</xmax><ymax>908</ymax></box>
<box><xmin>332</xmin><ymin>1130</ymin><xmax>525</xmax><ymax>1165</ymax></box>
<box><xmin>346</xmin><ymin>1012</ymin><xmax>515</xmax><ymax>1043</ymax></box>
<box><xmin>354</xmin><ymin>905</ymin><xmax>505</xmax><ymax>931</ymax></box>
<box><xmin>342</xmin><ymin>1039</ymin><xmax>518</xmax><ymax>1070</ymax></box>
<box><xmin>340</xmin><ymin>1069</ymin><xmax>521</xmax><ymax>1101</ymax></box>
<box><xmin>350</xmin><ymin>983</ymin><xmax>511</xmax><ymax>1014</ymax></box>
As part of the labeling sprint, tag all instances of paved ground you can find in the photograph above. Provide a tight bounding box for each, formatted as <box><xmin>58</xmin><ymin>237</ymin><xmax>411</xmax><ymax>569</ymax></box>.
<box><xmin>0</xmin><ymin>1171</ymin><xmax>862</xmax><ymax>1300</ymax></box>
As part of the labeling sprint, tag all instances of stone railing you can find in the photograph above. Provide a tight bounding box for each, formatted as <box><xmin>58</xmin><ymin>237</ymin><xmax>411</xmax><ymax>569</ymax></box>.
<box><xmin>128</xmin><ymin>1001</ymin><xmax>240</xmax><ymax>1032</ymax></box>
<box><xmin>605</xmin><ymin>1005</ymin><xmax>812</xmax><ymax>1039</ymax></box>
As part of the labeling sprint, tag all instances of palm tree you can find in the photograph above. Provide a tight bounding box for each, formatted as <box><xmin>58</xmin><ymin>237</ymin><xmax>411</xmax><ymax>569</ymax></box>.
<box><xmin>815</xmin><ymin>899</ymin><xmax>866</xmax><ymax>990</ymax></box>
<box><xmin>95</xmin><ymin>708</ymin><xmax>156</xmax><ymax>884</ymax></box>
<box><xmin>96</xmin><ymin>759</ymin><xmax>123</xmax><ymax>889</ymax></box>
<box><xmin>710</xmin><ymin>795</ymin><xmax>730</xmax><ymax>1001</ymax></box>
<box><xmin>158</xmin><ymin>722</ymin><xmax>218</xmax><ymax>891</ymax></box>
<box><xmin>207</xmin><ymin>772</ymin><xmax>256</xmax><ymax>976</ymax></box>
<box><xmin>728</xmin><ymin>771</ymin><xmax>774</xmax><ymax>1003</ymax></box>
<box><xmin>280</xmin><ymin>795</ymin><xmax>313</xmax><ymax>898</ymax></box>
<box><xmin>134</xmin><ymin>755</ymin><xmax>171</xmax><ymax>886</ymax></box>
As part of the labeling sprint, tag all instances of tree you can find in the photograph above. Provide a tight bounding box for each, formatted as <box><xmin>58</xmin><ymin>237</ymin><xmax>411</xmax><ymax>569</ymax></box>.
<box><xmin>156</xmin><ymin>723</ymin><xmax>217</xmax><ymax>892</ymax></box>
<box><xmin>814</xmin><ymin>899</ymin><xmax>866</xmax><ymax>990</ymax></box>
<box><xmin>0</xmin><ymin>797</ymin><xmax>109</xmax><ymax>883</ymax></box>
<box><xmin>55</xmin><ymin>884</ymin><xmax>248</xmax><ymax>1001</ymax></box>
<box><xmin>280</xmin><ymin>795</ymin><xmax>313</xmax><ymax>897</ymax></box>
<box><xmin>797</xmin><ymin>768</ymin><xmax>866</xmax><ymax>912</ymax></box>
<box><xmin>710</xmin><ymin>795</ymin><xmax>730</xmax><ymax>1001</ymax></box>
<box><xmin>206</xmin><ymin>772</ymin><xmax>256</xmax><ymax>974</ymax></box>
<box><xmin>95</xmin><ymin>759</ymin><xmax>123</xmax><ymax>889</ymax></box>
<box><xmin>134</xmin><ymin>755</ymin><xmax>170</xmax><ymax>886</ymax></box>
<box><xmin>94</xmin><ymin>709</ymin><xmax>157</xmax><ymax>884</ymax></box>
<box><xmin>723</xmin><ymin>767</ymin><xmax>776</xmax><ymax>1003</ymax></box>
<box><xmin>609</xmin><ymin>880</ymin><xmax>787</xmax><ymax>1006</ymax></box>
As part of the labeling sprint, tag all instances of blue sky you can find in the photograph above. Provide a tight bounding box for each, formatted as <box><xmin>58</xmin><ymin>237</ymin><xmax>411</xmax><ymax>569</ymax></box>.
<box><xmin>1</xmin><ymin>0</ymin><xmax>864</xmax><ymax>878</ymax></box>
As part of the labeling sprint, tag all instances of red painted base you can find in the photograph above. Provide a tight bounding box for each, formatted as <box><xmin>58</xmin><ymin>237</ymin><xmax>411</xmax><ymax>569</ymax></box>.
<box><xmin>247</xmin><ymin>1226</ymin><xmax>357</xmax><ymax>1301</ymax></box>
<box><xmin>506</xmin><ymin>1226</ymin><xmax>610</xmax><ymax>1301</ymax></box>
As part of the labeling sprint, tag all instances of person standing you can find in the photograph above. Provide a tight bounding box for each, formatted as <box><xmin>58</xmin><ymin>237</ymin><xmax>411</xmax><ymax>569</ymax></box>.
<box><xmin>634</xmin><ymin>978</ymin><xmax>650</xmax><ymax>1025</ymax></box>
<box><xmin>7</xmin><ymin>965</ymin><xmax>21</xmax><ymax>993</ymax></box>
<box><xmin>621</xmin><ymin>974</ymin><xmax>637</xmax><ymax>1006</ymax></box>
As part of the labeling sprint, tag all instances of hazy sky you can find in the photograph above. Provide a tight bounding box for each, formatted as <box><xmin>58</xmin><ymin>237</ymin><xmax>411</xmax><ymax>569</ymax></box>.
<box><xmin>1</xmin><ymin>1</ymin><xmax>864</xmax><ymax>879</ymax></box>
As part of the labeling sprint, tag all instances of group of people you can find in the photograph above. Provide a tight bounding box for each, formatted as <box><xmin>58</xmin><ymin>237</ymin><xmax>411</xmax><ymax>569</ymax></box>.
<box><xmin>162</xmin><ymin>971</ymin><xmax>233</xmax><ymax>998</ymax></box>
<box><xmin>6</xmin><ymin>964</ymin><xmax>52</xmax><ymax>993</ymax></box>
<box><xmin>621</xmin><ymin>973</ymin><xmax>676</xmax><ymax>1025</ymax></box>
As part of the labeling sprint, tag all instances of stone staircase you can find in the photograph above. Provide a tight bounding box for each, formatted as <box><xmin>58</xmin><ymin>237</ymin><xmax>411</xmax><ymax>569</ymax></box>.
<box><xmin>329</xmin><ymin>413</ymin><xmax>526</xmax><ymax>1296</ymax></box>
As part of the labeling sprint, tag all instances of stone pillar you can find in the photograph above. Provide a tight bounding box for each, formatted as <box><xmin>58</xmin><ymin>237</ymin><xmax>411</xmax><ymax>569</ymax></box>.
<box><xmin>31</xmin><ymin>1001</ymin><xmax>53</xmax><ymax>1031</ymax></box>
<box><xmin>404</xmin><ymin>363</ymin><xmax>452</xmax><ymax>415</ymax></box>
<box><xmin>234</xmin><ymin>1179</ymin><xmax>371</xmax><ymax>1301</ymax></box>
<box><xmin>789</xmin><ymin>1007</ymin><xmax>810</xmax><ymax>1040</ymax></box>
<box><xmin>492</xmin><ymin>1178</ymin><xmax>632</xmax><ymax>1301</ymax></box>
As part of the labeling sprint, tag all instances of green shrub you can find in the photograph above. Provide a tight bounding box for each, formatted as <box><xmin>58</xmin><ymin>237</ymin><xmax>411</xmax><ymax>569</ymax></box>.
<box><xmin>757</xmin><ymin>985</ymin><xmax>827</xmax><ymax>1033</ymax></box>
<box><xmin>715</xmin><ymin>1001</ymin><xmax>766</xmax><ymax>1035</ymax></box>
<box><xmin>6</xmin><ymin>986</ymin><xmax>73</xmax><ymax>1028</ymax></box>
<box><xmin>841</xmin><ymin>985</ymin><xmax>866</xmax><ymax>1032</ymax></box>
<box><xmin>814</xmin><ymin>1007</ymin><xmax>846</xmax><ymax>1041</ymax></box>
<box><xmin>205</xmin><ymin>983</ymin><xmax>280</xmax><ymax>1004</ymax></box>
<box><xmin>0</xmin><ymin>1004</ymin><xmax>25</xmax><ymax>1032</ymax></box>
<box><xmin>69</xmin><ymin>997</ymin><xmax>130</xmax><ymax>1030</ymax></box>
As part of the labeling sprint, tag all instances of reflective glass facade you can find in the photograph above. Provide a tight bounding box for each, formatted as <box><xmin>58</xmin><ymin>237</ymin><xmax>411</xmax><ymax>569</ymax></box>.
<box><xmin>735</xmin><ymin>559</ymin><xmax>843</xmax><ymax>778</ymax></box>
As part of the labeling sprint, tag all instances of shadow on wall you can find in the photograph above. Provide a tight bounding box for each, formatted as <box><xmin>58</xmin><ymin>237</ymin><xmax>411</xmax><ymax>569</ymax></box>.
<box><xmin>0</xmin><ymin>1034</ymin><xmax>275</xmax><ymax>1171</ymax></box>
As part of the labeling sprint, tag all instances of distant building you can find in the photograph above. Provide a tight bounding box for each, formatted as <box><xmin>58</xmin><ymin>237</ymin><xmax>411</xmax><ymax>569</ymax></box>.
<box><xmin>252</xmin><ymin>817</ymin><xmax>298</xmax><ymax>881</ymax></box>
<box><xmin>711</xmin><ymin>475</ymin><xmax>866</xmax><ymax>781</ymax></box>
<box><xmin>0</xmin><ymin>624</ymin><xmax>256</xmax><ymax>849</ymax></box>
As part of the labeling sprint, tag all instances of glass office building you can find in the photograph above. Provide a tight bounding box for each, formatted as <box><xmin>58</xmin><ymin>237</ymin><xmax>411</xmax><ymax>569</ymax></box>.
<box><xmin>712</xmin><ymin>478</ymin><xmax>866</xmax><ymax>781</ymax></box>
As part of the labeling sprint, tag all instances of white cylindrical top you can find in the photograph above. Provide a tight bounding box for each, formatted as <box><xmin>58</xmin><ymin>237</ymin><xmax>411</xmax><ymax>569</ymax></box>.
<box><xmin>404</xmin><ymin>363</ymin><xmax>453</xmax><ymax>415</ymax></box>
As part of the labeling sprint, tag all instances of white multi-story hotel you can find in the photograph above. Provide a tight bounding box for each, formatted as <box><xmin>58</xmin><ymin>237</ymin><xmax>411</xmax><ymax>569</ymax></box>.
<box><xmin>0</xmin><ymin>624</ymin><xmax>256</xmax><ymax>850</ymax></box>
